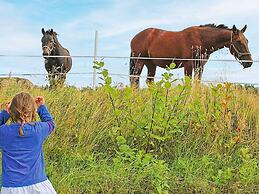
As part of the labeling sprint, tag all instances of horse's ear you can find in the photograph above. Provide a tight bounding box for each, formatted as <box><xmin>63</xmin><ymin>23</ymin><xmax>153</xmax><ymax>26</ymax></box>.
<box><xmin>41</xmin><ymin>28</ymin><xmax>45</xmax><ymax>35</ymax></box>
<box><xmin>232</xmin><ymin>25</ymin><xmax>238</xmax><ymax>34</ymax></box>
<box><xmin>50</xmin><ymin>29</ymin><xmax>54</xmax><ymax>34</ymax></box>
<box><xmin>241</xmin><ymin>25</ymin><xmax>247</xmax><ymax>33</ymax></box>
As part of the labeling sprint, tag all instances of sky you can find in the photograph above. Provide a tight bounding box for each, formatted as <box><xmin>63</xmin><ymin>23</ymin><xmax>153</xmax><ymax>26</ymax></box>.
<box><xmin>0</xmin><ymin>0</ymin><xmax>258</xmax><ymax>87</ymax></box>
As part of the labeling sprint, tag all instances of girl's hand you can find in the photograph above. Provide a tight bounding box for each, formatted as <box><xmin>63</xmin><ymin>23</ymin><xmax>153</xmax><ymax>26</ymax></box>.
<box><xmin>5</xmin><ymin>102</ymin><xmax>11</xmax><ymax>113</ymax></box>
<box><xmin>35</xmin><ymin>96</ymin><xmax>45</xmax><ymax>107</ymax></box>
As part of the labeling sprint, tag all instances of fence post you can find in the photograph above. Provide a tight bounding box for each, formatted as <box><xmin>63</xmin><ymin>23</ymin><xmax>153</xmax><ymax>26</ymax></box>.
<box><xmin>93</xmin><ymin>30</ymin><xmax>98</xmax><ymax>89</ymax></box>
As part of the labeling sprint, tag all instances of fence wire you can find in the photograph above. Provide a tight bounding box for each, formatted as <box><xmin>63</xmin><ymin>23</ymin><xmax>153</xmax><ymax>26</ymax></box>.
<box><xmin>0</xmin><ymin>54</ymin><xmax>258</xmax><ymax>63</ymax></box>
<box><xmin>0</xmin><ymin>54</ymin><xmax>258</xmax><ymax>87</ymax></box>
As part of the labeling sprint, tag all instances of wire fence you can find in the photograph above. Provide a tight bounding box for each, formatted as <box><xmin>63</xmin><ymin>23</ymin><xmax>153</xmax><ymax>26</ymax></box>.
<box><xmin>1</xmin><ymin>31</ymin><xmax>259</xmax><ymax>87</ymax></box>
<box><xmin>0</xmin><ymin>54</ymin><xmax>258</xmax><ymax>87</ymax></box>
<box><xmin>0</xmin><ymin>54</ymin><xmax>257</xmax><ymax>63</ymax></box>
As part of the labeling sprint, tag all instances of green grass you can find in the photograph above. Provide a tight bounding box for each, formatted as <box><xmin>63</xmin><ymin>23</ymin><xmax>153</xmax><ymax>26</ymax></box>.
<box><xmin>0</xmin><ymin>78</ymin><xmax>258</xmax><ymax>194</ymax></box>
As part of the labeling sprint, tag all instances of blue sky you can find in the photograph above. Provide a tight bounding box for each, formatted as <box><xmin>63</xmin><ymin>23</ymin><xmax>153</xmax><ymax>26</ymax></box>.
<box><xmin>0</xmin><ymin>0</ymin><xmax>258</xmax><ymax>87</ymax></box>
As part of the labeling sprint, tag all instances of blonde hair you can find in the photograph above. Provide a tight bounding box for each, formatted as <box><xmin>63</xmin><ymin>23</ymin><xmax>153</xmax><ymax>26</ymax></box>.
<box><xmin>9</xmin><ymin>92</ymin><xmax>36</xmax><ymax>136</ymax></box>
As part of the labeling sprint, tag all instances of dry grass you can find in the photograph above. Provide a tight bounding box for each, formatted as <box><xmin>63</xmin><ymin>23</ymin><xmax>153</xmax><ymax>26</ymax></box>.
<box><xmin>0</xmin><ymin>80</ymin><xmax>258</xmax><ymax>193</ymax></box>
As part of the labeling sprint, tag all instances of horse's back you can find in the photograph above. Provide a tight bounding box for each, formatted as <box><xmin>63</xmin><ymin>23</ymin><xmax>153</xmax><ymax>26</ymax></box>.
<box><xmin>131</xmin><ymin>28</ymin><xmax>170</xmax><ymax>56</ymax></box>
<box><xmin>131</xmin><ymin>26</ymin><xmax>198</xmax><ymax>44</ymax></box>
<box><xmin>131</xmin><ymin>27</ymin><xmax>201</xmax><ymax>57</ymax></box>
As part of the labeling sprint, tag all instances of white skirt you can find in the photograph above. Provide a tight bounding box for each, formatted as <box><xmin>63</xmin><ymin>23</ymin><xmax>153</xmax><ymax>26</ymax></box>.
<box><xmin>1</xmin><ymin>179</ymin><xmax>57</xmax><ymax>194</ymax></box>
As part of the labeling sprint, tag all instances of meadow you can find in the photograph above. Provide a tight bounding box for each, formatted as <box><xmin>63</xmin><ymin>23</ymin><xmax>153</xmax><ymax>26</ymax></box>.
<box><xmin>0</xmin><ymin>64</ymin><xmax>258</xmax><ymax>193</ymax></box>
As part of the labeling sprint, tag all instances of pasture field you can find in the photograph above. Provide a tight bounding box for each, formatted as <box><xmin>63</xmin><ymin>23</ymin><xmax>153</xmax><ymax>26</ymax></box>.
<box><xmin>0</xmin><ymin>71</ymin><xmax>258</xmax><ymax>193</ymax></box>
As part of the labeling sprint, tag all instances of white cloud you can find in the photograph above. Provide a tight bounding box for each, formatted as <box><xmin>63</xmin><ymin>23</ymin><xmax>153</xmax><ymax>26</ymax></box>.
<box><xmin>59</xmin><ymin>0</ymin><xmax>259</xmax><ymax>41</ymax></box>
<box><xmin>207</xmin><ymin>0</ymin><xmax>259</xmax><ymax>17</ymax></box>
<box><xmin>0</xmin><ymin>1</ymin><xmax>40</xmax><ymax>54</ymax></box>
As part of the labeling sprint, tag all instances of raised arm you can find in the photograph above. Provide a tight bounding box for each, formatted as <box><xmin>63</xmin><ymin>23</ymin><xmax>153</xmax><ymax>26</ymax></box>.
<box><xmin>0</xmin><ymin>110</ymin><xmax>10</xmax><ymax>126</ymax></box>
<box><xmin>0</xmin><ymin>103</ymin><xmax>10</xmax><ymax>126</ymax></box>
<box><xmin>37</xmin><ymin>104</ymin><xmax>54</xmax><ymax>121</ymax></box>
<box><xmin>36</xmin><ymin>96</ymin><xmax>55</xmax><ymax>135</ymax></box>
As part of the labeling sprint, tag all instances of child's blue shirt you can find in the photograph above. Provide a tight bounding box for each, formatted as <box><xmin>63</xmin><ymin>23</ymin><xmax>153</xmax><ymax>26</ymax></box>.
<box><xmin>0</xmin><ymin>105</ymin><xmax>55</xmax><ymax>187</ymax></box>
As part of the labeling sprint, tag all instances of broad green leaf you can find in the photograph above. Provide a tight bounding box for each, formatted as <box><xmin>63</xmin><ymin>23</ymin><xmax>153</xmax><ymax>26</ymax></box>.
<box><xmin>102</xmin><ymin>69</ymin><xmax>108</xmax><ymax>77</ymax></box>
<box><xmin>164</xmin><ymin>81</ymin><xmax>171</xmax><ymax>89</ymax></box>
<box><xmin>105</xmin><ymin>76</ymin><xmax>112</xmax><ymax>85</ymax></box>
<box><xmin>170</xmin><ymin>62</ymin><xmax>176</xmax><ymax>69</ymax></box>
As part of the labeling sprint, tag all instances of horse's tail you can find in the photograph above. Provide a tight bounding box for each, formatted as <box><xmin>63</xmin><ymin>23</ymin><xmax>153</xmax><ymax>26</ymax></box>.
<box><xmin>129</xmin><ymin>52</ymin><xmax>135</xmax><ymax>76</ymax></box>
<box><xmin>129</xmin><ymin>52</ymin><xmax>136</xmax><ymax>85</ymax></box>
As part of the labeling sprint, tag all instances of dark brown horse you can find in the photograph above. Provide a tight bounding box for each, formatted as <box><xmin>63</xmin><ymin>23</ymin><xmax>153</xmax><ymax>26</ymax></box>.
<box><xmin>41</xmin><ymin>28</ymin><xmax>72</xmax><ymax>86</ymax></box>
<box><xmin>130</xmin><ymin>24</ymin><xmax>253</xmax><ymax>86</ymax></box>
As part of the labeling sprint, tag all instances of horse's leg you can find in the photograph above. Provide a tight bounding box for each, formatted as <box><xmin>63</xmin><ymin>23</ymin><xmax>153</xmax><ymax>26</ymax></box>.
<box><xmin>184</xmin><ymin>62</ymin><xmax>193</xmax><ymax>78</ymax></box>
<box><xmin>146</xmin><ymin>64</ymin><xmax>157</xmax><ymax>84</ymax></box>
<box><xmin>130</xmin><ymin>60</ymin><xmax>144</xmax><ymax>87</ymax></box>
<box><xmin>45</xmin><ymin>61</ymin><xmax>54</xmax><ymax>87</ymax></box>
<box><xmin>48</xmin><ymin>69</ymin><xmax>56</xmax><ymax>88</ymax></box>
<box><xmin>50</xmin><ymin>66</ymin><xmax>61</xmax><ymax>87</ymax></box>
<box><xmin>194</xmin><ymin>63</ymin><xmax>204</xmax><ymax>80</ymax></box>
<box><xmin>194</xmin><ymin>54</ymin><xmax>210</xmax><ymax>79</ymax></box>
<box><xmin>53</xmin><ymin>66</ymin><xmax>59</xmax><ymax>87</ymax></box>
<box><xmin>58</xmin><ymin>65</ymin><xmax>65</xmax><ymax>86</ymax></box>
<box><xmin>60</xmin><ymin>73</ymin><xmax>66</xmax><ymax>86</ymax></box>
<box><xmin>53</xmin><ymin>65</ymin><xmax>65</xmax><ymax>87</ymax></box>
<box><xmin>48</xmin><ymin>73</ymin><xmax>53</xmax><ymax>87</ymax></box>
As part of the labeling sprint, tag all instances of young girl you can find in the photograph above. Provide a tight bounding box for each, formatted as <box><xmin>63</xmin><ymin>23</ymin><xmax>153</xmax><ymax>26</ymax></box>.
<box><xmin>0</xmin><ymin>92</ymin><xmax>56</xmax><ymax>194</ymax></box>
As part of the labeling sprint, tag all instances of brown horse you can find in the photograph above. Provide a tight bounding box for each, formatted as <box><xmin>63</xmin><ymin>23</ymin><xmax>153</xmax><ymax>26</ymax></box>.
<box><xmin>130</xmin><ymin>24</ymin><xmax>253</xmax><ymax>86</ymax></box>
<box><xmin>41</xmin><ymin>28</ymin><xmax>72</xmax><ymax>87</ymax></box>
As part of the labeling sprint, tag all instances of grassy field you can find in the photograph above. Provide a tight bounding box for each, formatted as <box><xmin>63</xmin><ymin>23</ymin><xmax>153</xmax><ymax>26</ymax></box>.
<box><xmin>0</xmin><ymin>74</ymin><xmax>258</xmax><ymax>193</ymax></box>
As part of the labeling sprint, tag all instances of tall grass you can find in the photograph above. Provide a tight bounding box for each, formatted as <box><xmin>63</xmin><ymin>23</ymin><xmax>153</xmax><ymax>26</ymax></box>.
<box><xmin>0</xmin><ymin>76</ymin><xmax>258</xmax><ymax>193</ymax></box>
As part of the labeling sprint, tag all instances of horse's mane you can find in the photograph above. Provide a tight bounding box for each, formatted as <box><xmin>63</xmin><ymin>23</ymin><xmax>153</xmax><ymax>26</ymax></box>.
<box><xmin>45</xmin><ymin>29</ymin><xmax>58</xmax><ymax>36</ymax></box>
<box><xmin>44</xmin><ymin>29</ymin><xmax>59</xmax><ymax>44</ymax></box>
<box><xmin>199</xmin><ymin>24</ymin><xmax>231</xmax><ymax>30</ymax></box>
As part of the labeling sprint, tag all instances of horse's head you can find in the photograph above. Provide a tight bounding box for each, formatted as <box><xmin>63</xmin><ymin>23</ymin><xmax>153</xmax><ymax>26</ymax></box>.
<box><xmin>41</xmin><ymin>28</ymin><xmax>56</xmax><ymax>58</ymax></box>
<box><xmin>229</xmin><ymin>25</ymin><xmax>252</xmax><ymax>68</ymax></box>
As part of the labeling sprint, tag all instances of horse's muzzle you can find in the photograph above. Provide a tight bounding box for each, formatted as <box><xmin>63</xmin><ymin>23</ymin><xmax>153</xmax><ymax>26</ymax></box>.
<box><xmin>43</xmin><ymin>53</ymin><xmax>49</xmax><ymax>59</ymax></box>
<box><xmin>242</xmin><ymin>62</ymin><xmax>253</xmax><ymax>69</ymax></box>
